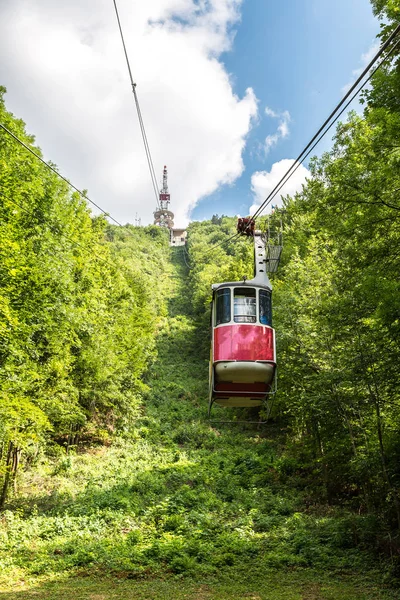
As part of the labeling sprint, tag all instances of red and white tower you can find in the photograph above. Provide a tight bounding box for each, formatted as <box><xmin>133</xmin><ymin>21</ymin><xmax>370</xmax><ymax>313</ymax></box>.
<box><xmin>154</xmin><ymin>165</ymin><xmax>174</xmax><ymax>229</ymax></box>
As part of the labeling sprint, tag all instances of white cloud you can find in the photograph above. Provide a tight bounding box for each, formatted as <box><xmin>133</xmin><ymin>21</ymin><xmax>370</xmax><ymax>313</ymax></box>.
<box><xmin>264</xmin><ymin>106</ymin><xmax>290</xmax><ymax>154</ymax></box>
<box><xmin>249</xmin><ymin>159</ymin><xmax>309</xmax><ymax>214</ymax></box>
<box><xmin>0</xmin><ymin>0</ymin><xmax>257</xmax><ymax>226</ymax></box>
<box><xmin>342</xmin><ymin>41</ymin><xmax>379</xmax><ymax>95</ymax></box>
<box><xmin>264</xmin><ymin>106</ymin><xmax>278</xmax><ymax>118</ymax></box>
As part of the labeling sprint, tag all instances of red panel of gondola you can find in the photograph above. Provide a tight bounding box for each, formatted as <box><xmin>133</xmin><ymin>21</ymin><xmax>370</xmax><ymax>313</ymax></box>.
<box><xmin>213</xmin><ymin>325</ymin><xmax>274</xmax><ymax>362</ymax></box>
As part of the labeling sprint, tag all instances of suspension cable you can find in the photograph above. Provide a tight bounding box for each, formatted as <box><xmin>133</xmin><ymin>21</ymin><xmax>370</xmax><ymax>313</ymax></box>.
<box><xmin>134</xmin><ymin>90</ymin><xmax>160</xmax><ymax>206</ymax></box>
<box><xmin>112</xmin><ymin>0</ymin><xmax>160</xmax><ymax>209</ymax></box>
<box><xmin>0</xmin><ymin>122</ymin><xmax>123</xmax><ymax>226</ymax></box>
<box><xmin>250</xmin><ymin>23</ymin><xmax>400</xmax><ymax>221</ymax></box>
<box><xmin>205</xmin><ymin>24</ymin><xmax>400</xmax><ymax>256</ymax></box>
<box><xmin>0</xmin><ymin>190</ymin><xmax>111</xmax><ymax>265</ymax></box>
<box><xmin>251</xmin><ymin>34</ymin><xmax>400</xmax><ymax>221</ymax></box>
<box><xmin>204</xmin><ymin>231</ymin><xmax>241</xmax><ymax>256</ymax></box>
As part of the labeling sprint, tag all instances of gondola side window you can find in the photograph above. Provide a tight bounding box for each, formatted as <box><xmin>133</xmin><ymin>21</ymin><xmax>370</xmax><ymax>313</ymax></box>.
<box><xmin>259</xmin><ymin>289</ymin><xmax>272</xmax><ymax>326</ymax></box>
<box><xmin>234</xmin><ymin>288</ymin><xmax>256</xmax><ymax>323</ymax></box>
<box><xmin>215</xmin><ymin>288</ymin><xmax>231</xmax><ymax>325</ymax></box>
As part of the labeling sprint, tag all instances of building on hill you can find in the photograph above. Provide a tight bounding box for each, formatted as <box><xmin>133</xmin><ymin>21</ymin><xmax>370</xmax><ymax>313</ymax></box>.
<box><xmin>170</xmin><ymin>228</ymin><xmax>187</xmax><ymax>246</ymax></box>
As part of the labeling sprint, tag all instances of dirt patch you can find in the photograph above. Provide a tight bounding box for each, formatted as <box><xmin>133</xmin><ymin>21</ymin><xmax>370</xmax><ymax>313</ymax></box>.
<box><xmin>301</xmin><ymin>583</ymin><xmax>323</xmax><ymax>600</ymax></box>
<box><xmin>188</xmin><ymin>584</ymin><xmax>213</xmax><ymax>599</ymax></box>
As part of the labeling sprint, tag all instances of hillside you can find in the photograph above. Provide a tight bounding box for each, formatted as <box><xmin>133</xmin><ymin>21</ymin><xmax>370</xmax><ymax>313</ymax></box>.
<box><xmin>0</xmin><ymin>247</ymin><xmax>397</xmax><ymax>599</ymax></box>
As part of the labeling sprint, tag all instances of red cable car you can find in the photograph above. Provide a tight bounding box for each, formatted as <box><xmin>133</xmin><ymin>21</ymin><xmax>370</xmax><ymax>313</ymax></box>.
<box><xmin>208</xmin><ymin>220</ymin><xmax>281</xmax><ymax>417</ymax></box>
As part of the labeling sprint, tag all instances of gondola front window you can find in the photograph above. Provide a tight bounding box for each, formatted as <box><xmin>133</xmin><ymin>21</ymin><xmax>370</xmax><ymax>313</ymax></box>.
<box><xmin>216</xmin><ymin>288</ymin><xmax>231</xmax><ymax>325</ymax></box>
<box><xmin>259</xmin><ymin>289</ymin><xmax>272</xmax><ymax>325</ymax></box>
<box><xmin>234</xmin><ymin>288</ymin><xmax>256</xmax><ymax>323</ymax></box>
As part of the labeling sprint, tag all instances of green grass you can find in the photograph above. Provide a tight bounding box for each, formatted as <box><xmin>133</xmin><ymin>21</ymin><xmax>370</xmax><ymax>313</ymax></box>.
<box><xmin>0</xmin><ymin>571</ymin><xmax>398</xmax><ymax>600</ymax></box>
<box><xmin>0</xmin><ymin>248</ymin><xmax>398</xmax><ymax>598</ymax></box>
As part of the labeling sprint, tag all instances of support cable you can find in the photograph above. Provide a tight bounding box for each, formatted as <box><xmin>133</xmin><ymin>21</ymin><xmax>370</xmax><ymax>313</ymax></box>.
<box><xmin>112</xmin><ymin>0</ymin><xmax>160</xmax><ymax>209</ymax></box>
<box><xmin>249</xmin><ymin>34</ymin><xmax>400</xmax><ymax>223</ymax></box>
<box><xmin>0</xmin><ymin>123</ymin><xmax>123</xmax><ymax>226</ymax></box>
<box><xmin>134</xmin><ymin>89</ymin><xmax>161</xmax><ymax>206</ymax></box>
<box><xmin>206</xmin><ymin>24</ymin><xmax>400</xmax><ymax>256</ymax></box>
<box><xmin>204</xmin><ymin>231</ymin><xmax>241</xmax><ymax>256</ymax></box>
<box><xmin>250</xmin><ymin>24</ymin><xmax>400</xmax><ymax>221</ymax></box>
<box><xmin>182</xmin><ymin>244</ymin><xmax>192</xmax><ymax>269</ymax></box>
<box><xmin>0</xmin><ymin>191</ymin><xmax>111</xmax><ymax>265</ymax></box>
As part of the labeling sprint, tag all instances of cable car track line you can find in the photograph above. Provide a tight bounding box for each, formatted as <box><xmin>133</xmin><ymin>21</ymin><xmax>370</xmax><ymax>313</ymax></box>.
<box><xmin>0</xmin><ymin>122</ymin><xmax>123</xmax><ymax>226</ymax></box>
<box><xmin>250</xmin><ymin>24</ymin><xmax>400</xmax><ymax>222</ymax></box>
<box><xmin>204</xmin><ymin>231</ymin><xmax>242</xmax><ymax>256</ymax></box>
<box><xmin>134</xmin><ymin>92</ymin><xmax>160</xmax><ymax>206</ymax></box>
<box><xmin>112</xmin><ymin>0</ymin><xmax>161</xmax><ymax>209</ymax></box>
<box><xmin>205</xmin><ymin>28</ymin><xmax>400</xmax><ymax>256</ymax></box>
<box><xmin>242</xmin><ymin>34</ymin><xmax>400</xmax><ymax>226</ymax></box>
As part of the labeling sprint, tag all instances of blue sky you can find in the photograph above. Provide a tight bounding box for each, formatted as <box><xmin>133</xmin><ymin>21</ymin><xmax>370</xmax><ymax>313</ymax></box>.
<box><xmin>192</xmin><ymin>0</ymin><xmax>380</xmax><ymax>221</ymax></box>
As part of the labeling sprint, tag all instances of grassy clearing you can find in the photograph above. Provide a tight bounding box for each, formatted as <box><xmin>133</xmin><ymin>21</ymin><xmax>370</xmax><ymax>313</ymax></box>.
<box><xmin>0</xmin><ymin>248</ymin><xmax>398</xmax><ymax>597</ymax></box>
<box><xmin>0</xmin><ymin>571</ymin><xmax>398</xmax><ymax>600</ymax></box>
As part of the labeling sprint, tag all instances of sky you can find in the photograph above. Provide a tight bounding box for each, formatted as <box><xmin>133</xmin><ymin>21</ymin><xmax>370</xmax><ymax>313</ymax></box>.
<box><xmin>0</xmin><ymin>0</ymin><xmax>380</xmax><ymax>227</ymax></box>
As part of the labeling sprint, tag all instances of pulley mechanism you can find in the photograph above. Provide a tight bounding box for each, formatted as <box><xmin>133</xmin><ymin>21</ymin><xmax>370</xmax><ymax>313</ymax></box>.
<box><xmin>237</xmin><ymin>217</ymin><xmax>255</xmax><ymax>237</ymax></box>
<box><xmin>237</xmin><ymin>217</ymin><xmax>283</xmax><ymax>274</ymax></box>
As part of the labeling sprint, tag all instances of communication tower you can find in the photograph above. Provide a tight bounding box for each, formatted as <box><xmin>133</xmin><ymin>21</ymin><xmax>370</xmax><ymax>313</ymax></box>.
<box><xmin>154</xmin><ymin>165</ymin><xmax>174</xmax><ymax>229</ymax></box>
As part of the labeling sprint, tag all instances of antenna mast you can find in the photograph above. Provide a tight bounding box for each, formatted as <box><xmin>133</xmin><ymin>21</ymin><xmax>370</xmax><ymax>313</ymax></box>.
<box><xmin>154</xmin><ymin>165</ymin><xmax>174</xmax><ymax>228</ymax></box>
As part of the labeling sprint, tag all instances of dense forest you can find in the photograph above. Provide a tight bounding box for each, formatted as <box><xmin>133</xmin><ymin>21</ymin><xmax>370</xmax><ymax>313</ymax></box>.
<box><xmin>0</xmin><ymin>88</ymin><xmax>171</xmax><ymax>507</ymax></box>
<box><xmin>0</xmin><ymin>0</ymin><xmax>400</xmax><ymax>597</ymax></box>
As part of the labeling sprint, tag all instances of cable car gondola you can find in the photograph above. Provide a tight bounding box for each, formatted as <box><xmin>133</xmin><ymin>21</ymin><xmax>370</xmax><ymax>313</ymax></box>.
<box><xmin>208</xmin><ymin>218</ymin><xmax>282</xmax><ymax>418</ymax></box>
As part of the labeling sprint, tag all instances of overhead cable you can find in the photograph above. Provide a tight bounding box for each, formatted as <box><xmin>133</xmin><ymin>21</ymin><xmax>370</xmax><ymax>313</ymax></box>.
<box><xmin>0</xmin><ymin>191</ymin><xmax>111</xmax><ymax>265</ymax></box>
<box><xmin>250</xmin><ymin>34</ymin><xmax>400</xmax><ymax>221</ymax></box>
<box><xmin>112</xmin><ymin>0</ymin><xmax>161</xmax><ymax>209</ymax></box>
<box><xmin>207</xmin><ymin>24</ymin><xmax>400</xmax><ymax>256</ymax></box>
<box><xmin>250</xmin><ymin>23</ymin><xmax>400</xmax><ymax>220</ymax></box>
<box><xmin>0</xmin><ymin>122</ymin><xmax>123</xmax><ymax>226</ymax></box>
<box><xmin>204</xmin><ymin>231</ymin><xmax>241</xmax><ymax>256</ymax></box>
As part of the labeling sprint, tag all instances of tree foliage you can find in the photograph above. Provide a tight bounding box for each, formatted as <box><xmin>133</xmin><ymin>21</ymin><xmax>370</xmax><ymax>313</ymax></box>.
<box><xmin>0</xmin><ymin>87</ymin><xmax>170</xmax><ymax>506</ymax></box>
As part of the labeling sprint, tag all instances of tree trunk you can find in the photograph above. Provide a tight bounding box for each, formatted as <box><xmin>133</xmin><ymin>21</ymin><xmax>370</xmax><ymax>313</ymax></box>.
<box><xmin>0</xmin><ymin>441</ymin><xmax>13</xmax><ymax>510</ymax></box>
<box><xmin>372</xmin><ymin>388</ymin><xmax>400</xmax><ymax>529</ymax></box>
<box><xmin>12</xmin><ymin>446</ymin><xmax>21</xmax><ymax>494</ymax></box>
<box><xmin>312</xmin><ymin>416</ymin><xmax>331</xmax><ymax>502</ymax></box>
<box><xmin>0</xmin><ymin>442</ymin><xmax>22</xmax><ymax>509</ymax></box>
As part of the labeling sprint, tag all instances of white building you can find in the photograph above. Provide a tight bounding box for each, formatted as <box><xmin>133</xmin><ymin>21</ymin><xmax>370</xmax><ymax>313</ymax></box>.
<box><xmin>170</xmin><ymin>228</ymin><xmax>187</xmax><ymax>246</ymax></box>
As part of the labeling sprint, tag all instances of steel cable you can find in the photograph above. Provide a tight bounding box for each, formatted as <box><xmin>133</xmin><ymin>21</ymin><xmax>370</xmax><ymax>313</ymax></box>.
<box><xmin>112</xmin><ymin>0</ymin><xmax>160</xmax><ymax>209</ymax></box>
<box><xmin>0</xmin><ymin>123</ymin><xmax>123</xmax><ymax>225</ymax></box>
<box><xmin>250</xmin><ymin>24</ymin><xmax>400</xmax><ymax>221</ymax></box>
